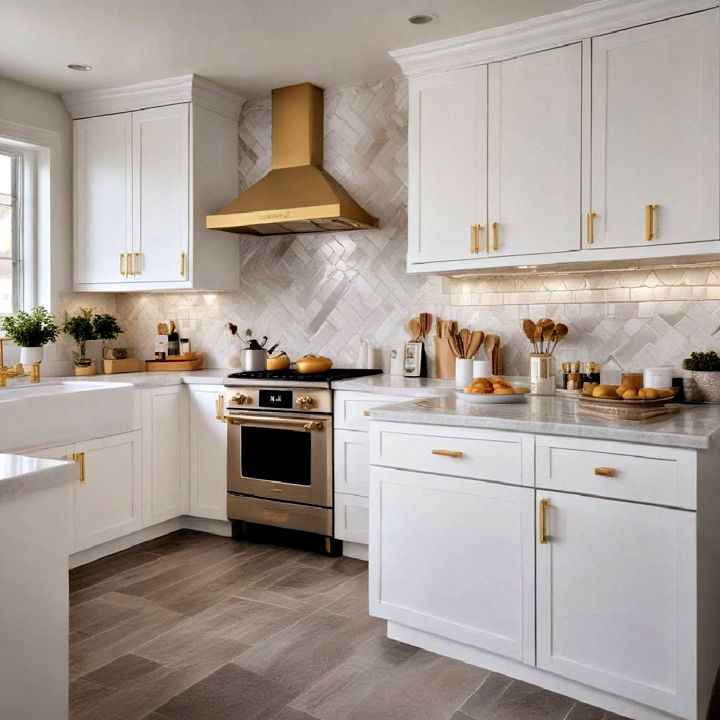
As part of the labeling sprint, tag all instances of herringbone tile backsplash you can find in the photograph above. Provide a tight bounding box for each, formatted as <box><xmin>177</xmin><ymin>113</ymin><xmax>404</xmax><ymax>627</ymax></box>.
<box><xmin>110</xmin><ymin>76</ymin><xmax>720</xmax><ymax>377</ymax></box>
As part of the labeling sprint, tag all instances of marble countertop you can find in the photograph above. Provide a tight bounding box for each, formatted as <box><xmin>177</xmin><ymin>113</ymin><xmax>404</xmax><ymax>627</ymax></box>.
<box><xmin>48</xmin><ymin>369</ymin><xmax>232</xmax><ymax>388</ymax></box>
<box><xmin>331</xmin><ymin>375</ymin><xmax>457</xmax><ymax>397</ymax></box>
<box><xmin>0</xmin><ymin>454</ymin><xmax>77</xmax><ymax>501</ymax></box>
<box><xmin>368</xmin><ymin>394</ymin><xmax>720</xmax><ymax>450</ymax></box>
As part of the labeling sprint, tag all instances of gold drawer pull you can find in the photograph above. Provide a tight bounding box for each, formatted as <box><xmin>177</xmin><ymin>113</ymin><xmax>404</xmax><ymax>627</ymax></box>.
<box><xmin>363</xmin><ymin>410</ymin><xmax>371</xmax><ymax>416</ymax></box>
<box><xmin>72</xmin><ymin>452</ymin><xmax>86</xmax><ymax>483</ymax></box>
<box><xmin>492</xmin><ymin>221</ymin><xmax>499</xmax><ymax>251</ymax></box>
<box><xmin>120</xmin><ymin>253</ymin><xmax>127</xmax><ymax>276</ymax></box>
<box><xmin>645</xmin><ymin>204</ymin><xmax>658</xmax><ymax>241</ymax></box>
<box><xmin>180</xmin><ymin>251</ymin><xmax>187</xmax><ymax>277</ymax></box>
<box><xmin>595</xmin><ymin>467</ymin><xmax>616</xmax><ymax>477</ymax></box>
<box><xmin>432</xmin><ymin>449</ymin><xmax>463</xmax><ymax>458</ymax></box>
<box><xmin>587</xmin><ymin>212</ymin><xmax>596</xmax><ymax>245</ymax></box>
<box><xmin>539</xmin><ymin>498</ymin><xmax>550</xmax><ymax>544</ymax></box>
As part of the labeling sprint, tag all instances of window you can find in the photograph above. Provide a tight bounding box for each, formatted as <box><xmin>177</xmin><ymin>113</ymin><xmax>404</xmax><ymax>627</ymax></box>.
<box><xmin>0</xmin><ymin>148</ymin><xmax>22</xmax><ymax>315</ymax></box>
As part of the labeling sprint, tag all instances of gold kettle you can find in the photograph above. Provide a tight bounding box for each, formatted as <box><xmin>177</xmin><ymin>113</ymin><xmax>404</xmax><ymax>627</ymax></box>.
<box><xmin>295</xmin><ymin>354</ymin><xmax>333</xmax><ymax>373</ymax></box>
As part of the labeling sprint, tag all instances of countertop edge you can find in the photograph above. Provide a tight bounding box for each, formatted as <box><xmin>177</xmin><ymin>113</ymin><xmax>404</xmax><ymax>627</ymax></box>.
<box><xmin>0</xmin><ymin>457</ymin><xmax>78</xmax><ymax>502</ymax></box>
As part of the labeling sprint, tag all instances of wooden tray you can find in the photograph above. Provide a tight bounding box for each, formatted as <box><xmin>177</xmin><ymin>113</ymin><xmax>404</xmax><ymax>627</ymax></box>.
<box><xmin>578</xmin><ymin>394</ymin><xmax>671</xmax><ymax>407</ymax></box>
<box><xmin>578</xmin><ymin>403</ymin><xmax>680</xmax><ymax>422</ymax></box>
<box><xmin>145</xmin><ymin>353</ymin><xmax>204</xmax><ymax>372</ymax></box>
<box><xmin>103</xmin><ymin>358</ymin><xmax>145</xmax><ymax>374</ymax></box>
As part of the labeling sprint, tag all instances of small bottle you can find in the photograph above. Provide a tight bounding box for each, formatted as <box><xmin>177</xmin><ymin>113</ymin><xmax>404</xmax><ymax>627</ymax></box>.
<box><xmin>180</xmin><ymin>338</ymin><xmax>191</xmax><ymax>356</ymax></box>
<box><xmin>167</xmin><ymin>322</ymin><xmax>180</xmax><ymax>356</ymax></box>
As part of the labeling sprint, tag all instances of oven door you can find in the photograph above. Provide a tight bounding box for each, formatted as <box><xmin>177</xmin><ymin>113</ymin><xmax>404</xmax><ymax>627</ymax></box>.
<box><xmin>226</xmin><ymin>412</ymin><xmax>332</xmax><ymax>507</ymax></box>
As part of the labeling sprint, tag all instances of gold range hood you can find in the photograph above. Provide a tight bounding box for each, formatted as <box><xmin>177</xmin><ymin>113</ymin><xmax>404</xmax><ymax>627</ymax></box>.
<box><xmin>206</xmin><ymin>82</ymin><xmax>378</xmax><ymax>235</ymax></box>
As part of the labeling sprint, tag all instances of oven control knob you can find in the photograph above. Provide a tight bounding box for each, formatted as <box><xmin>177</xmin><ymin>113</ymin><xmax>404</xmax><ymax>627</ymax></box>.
<box><xmin>232</xmin><ymin>393</ymin><xmax>251</xmax><ymax>405</ymax></box>
<box><xmin>296</xmin><ymin>395</ymin><xmax>316</xmax><ymax>409</ymax></box>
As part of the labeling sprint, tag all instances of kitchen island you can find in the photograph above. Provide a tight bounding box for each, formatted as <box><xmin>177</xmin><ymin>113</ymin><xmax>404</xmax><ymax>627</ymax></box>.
<box><xmin>367</xmin><ymin>396</ymin><xmax>720</xmax><ymax>720</ymax></box>
<box><xmin>0</xmin><ymin>454</ymin><xmax>77</xmax><ymax>720</ymax></box>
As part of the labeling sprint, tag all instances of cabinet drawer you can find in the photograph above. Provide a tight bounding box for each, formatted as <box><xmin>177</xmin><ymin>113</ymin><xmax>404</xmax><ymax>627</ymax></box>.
<box><xmin>370</xmin><ymin>421</ymin><xmax>533</xmax><ymax>486</ymax></box>
<box><xmin>334</xmin><ymin>391</ymin><xmax>417</xmax><ymax>431</ymax></box>
<box><xmin>536</xmin><ymin>436</ymin><xmax>696</xmax><ymax>509</ymax></box>
<box><xmin>334</xmin><ymin>493</ymin><xmax>369</xmax><ymax>544</ymax></box>
<box><xmin>334</xmin><ymin>429</ymin><xmax>369</xmax><ymax>497</ymax></box>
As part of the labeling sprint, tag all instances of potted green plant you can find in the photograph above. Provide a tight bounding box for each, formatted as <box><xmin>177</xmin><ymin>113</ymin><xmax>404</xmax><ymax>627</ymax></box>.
<box><xmin>93</xmin><ymin>313</ymin><xmax>124</xmax><ymax>358</ymax></box>
<box><xmin>62</xmin><ymin>308</ymin><xmax>98</xmax><ymax>375</ymax></box>
<box><xmin>0</xmin><ymin>306</ymin><xmax>60</xmax><ymax>365</ymax></box>
<box><xmin>682</xmin><ymin>351</ymin><xmax>720</xmax><ymax>402</ymax></box>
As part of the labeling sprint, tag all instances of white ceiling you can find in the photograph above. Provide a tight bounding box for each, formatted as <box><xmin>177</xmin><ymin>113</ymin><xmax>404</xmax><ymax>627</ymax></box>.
<box><xmin>2</xmin><ymin>0</ymin><xmax>596</xmax><ymax>98</ymax></box>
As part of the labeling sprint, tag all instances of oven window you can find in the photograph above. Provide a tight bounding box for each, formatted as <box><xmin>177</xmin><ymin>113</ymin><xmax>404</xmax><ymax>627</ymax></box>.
<box><xmin>241</xmin><ymin>426</ymin><xmax>312</xmax><ymax>486</ymax></box>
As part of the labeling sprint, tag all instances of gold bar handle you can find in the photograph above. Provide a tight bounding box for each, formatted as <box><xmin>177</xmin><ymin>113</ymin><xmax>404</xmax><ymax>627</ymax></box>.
<box><xmin>492</xmin><ymin>222</ymin><xmax>499</xmax><ymax>251</ymax></box>
<box><xmin>645</xmin><ymin>204</ymin><xmax>658</xmax><ymax>241</ymax></box>
<box><xmin>594</xmin><ymin>466</ymin><xmax>616</xmax><ymax>477</ymax></box>
<box><xmin>476</xmin><ymin>225</ymin><xmax>483</xmax><ymax>253</ymax></box>
<box><xmin>133</xmin><ymin>252</ymin><xmax>141</xmax><ymax>275</ymax></box>
<box><xmin>180</xmin><ymin>251</ymin><xmax>187</xmax><ymax>277</ymax></box>
<box><xmin>539</xmin><ymin>498</ymin><xmax>550</xmax><ymax>544</ymax></box>
<box><xmin>127</xmin><ymin>252</ymin><xmax>134</xmax><ymax>276</ymax></box>
<box><xmin>587</xmin><ymin>212</ymin><xmax>596</xmax><ymax>245</ymax></box>
<box><xmin>432</xmin><ymin>449</ymin><xmax>463</xmax><ymax>458</ymax></box>
<box><xmin>120</xmin><ymin>253</ymin><xmax>127</xmax><ymax>277</ymax></box>
<box><xmin>216</xmin><ymin>394</ymin><xmax>225</xmax><ymax>421</ymax></box>
<box><xmin>72</xmin><ymin>452</ymin><xmax>86</xmax><ymax>483</ymax></box>
<box><xmin>470</xmin><ymin>225</ymin><xmax>476</xmax><ymax>254</ymax></box>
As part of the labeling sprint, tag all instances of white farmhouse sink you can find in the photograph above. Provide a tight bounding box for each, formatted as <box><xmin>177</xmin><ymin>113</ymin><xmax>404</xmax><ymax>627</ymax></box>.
<box><xmin>0</xmin><ymin>381</ymin><xmax>137</xmax><ymax>453</ymax></box>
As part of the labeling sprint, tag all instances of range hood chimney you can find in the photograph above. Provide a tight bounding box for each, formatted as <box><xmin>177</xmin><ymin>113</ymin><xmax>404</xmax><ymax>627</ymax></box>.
<box><xmin>206</xmin><ymin>82</ymin><xmax>378</xmax><ymax>235</ymax></box>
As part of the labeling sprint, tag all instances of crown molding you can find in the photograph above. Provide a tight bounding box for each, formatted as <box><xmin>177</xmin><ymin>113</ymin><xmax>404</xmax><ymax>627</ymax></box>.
<box><xmin>390</xmin><ymin>0</ymin><xmax>718</xmax><ymax>77</ymax></box>
<box><xmin>62</xmin><ymin>73</ymin><xmax>245</xmax><ymax>120</ymax></box>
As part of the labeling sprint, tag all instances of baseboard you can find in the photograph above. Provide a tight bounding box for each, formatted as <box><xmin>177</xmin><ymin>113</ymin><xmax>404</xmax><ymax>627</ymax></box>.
<box><xmin>387</xmin><ymin>622</ymin><xmax>679</xmax><ymax>720</ymax></box>
<box><xmin>342</xmin><ymin>541</ymin><xmax>368</xmax><ymax>561</ymax></box>
<box><xmin>69</xmin><ymin>516</ymin><xmax>232</xmax><ymax>568</ymax></box>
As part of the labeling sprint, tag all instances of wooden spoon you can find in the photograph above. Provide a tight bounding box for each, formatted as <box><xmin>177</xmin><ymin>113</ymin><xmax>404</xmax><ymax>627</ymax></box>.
<box><xmin>484</xmin><ymin>334</ymin><xmax>498</xmax><ymax>363</ymax></box>
<box><xmin>533</xmin><ymin>324</ymin><xmax>544</xmax><ymax>350</ymax></box>
<box><xmin>459</xmin><ymin>328</ymin><xmax>472</xmax><ymax>358</ymax></box>
<box><xmin>549</xmin><ymin>323</ymin><xmax>568</xmax><ymax>354</ymax></box>
<box><xmin>522</xmin><ymin>319</ymin><xmax>537</xmax><ymax>352</ymax></box>
<box><xmin>419</xmin><ymin>312</ymin><xmax>433</xmax><ymax>339</ymax></box>
<box><xmin>447</xmin><ymin>331</ymin><xmax>463</xmax><ymax>359</ymax></box>
<box><xmin>541</xmin><ymin>322</ymin><xmax>556</xmax><ymax>354</ymax></box>
<box><xmin>466</xmin><ymin>330</ymin><xmax>484</xmax><ymax>359</ymax></box>
<box><xmin>408</xmin><ymin>317</ymin><xmax>421</xmax><ymax>342</ymax></box>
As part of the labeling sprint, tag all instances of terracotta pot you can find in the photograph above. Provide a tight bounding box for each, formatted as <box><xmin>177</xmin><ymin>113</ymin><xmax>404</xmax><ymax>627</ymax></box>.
<box><xmin>691</xmin><ymin>371</ymin><xmax>720</xmax><ymax>403</ymax></box>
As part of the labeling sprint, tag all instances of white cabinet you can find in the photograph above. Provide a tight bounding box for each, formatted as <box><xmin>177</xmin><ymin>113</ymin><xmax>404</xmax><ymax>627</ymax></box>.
<box><xmin>487</xmin><ymin>43</ymin><xmax>582</xmax><ymax>257</ymax></box>
<box><xmin>73</xmin><ymin>431</ymin><xmax>142</xmax><ymax>552</ymax></box>
<box><xmin>132</xmin><ymin>105</ymin><xmax>189</xmax><ymax>282</ymax></box>
<box><xmin>369</xmin><ymin>465</ymin><xmax>535</xmax><ymax>663</ymax></box>
<box><xmin>407</xmin><ymin>66</ymin><xmax>487</xmax><ymax>264</ymax></box>
<box><xmin>142</xmin><ymin>386</ymin><xmax>189</xmax><ymax>526</ymax></box>
<box><xmin>188</xmin><ymin>385</ymin><xmax>228</xmax><ymax>521</ymax></box>
<box><xmin>74</xmin><ymin>113</ymin><xmax>132</xmax><ymax>285</ymax></box>
<box><xmin>334</xmin><ymin>429</ymin><xmax>369</xmax><ymax>496</ymax></box>
<box><xmin>590</xmin><ymin>10</ymin><xmax>719</xmax><ymax>249</ymax></box>
<box><xmin>71</xmin><ymin>75</ymin><xmax>243</xmax><ymax>292</ymax></box>
<box><xmin>536</xmin><ymin>491</ymin><xmax>696</xmax><ymax>718</ymax></box>
<box><xmin>334</xmin><ymin>493</ymin><xmax>369</xmax><ymax>545</ymax></box>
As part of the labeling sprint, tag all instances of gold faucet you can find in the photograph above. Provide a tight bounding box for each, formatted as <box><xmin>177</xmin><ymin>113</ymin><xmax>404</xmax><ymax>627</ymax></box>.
<box><xmin>0</xmin><ymin>340</ymin><xmax>42</xmax><ymax>386</ymax></box>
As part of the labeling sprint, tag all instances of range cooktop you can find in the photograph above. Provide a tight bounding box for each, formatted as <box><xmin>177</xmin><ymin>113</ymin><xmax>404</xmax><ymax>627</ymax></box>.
<box><xmin>226</xmin><ymin>368</ymin><xmax>383</xmax><ymax>384</ymax></box>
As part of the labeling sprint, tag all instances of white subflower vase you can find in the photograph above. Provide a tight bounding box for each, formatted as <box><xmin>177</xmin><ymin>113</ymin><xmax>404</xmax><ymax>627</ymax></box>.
<box><xmin>20</xmin><ymin>346</ymin><xmax>43</xmax><ymax>365</ymax></box>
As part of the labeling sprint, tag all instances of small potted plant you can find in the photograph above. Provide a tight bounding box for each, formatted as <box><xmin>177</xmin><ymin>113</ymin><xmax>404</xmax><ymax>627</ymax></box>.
<box><xmin>93</xmin><ymin>313</ymin><xmax>124</xmax><ymax>359</ymax></box>
<box><xmin>0</xmin><ymin>306</ymin><xmax>60</xmax><ymax>365</ymax></box>
<box><xmin>682</xmin><ymin>351</ymin><xmax>720</xmax><ymax>402</ymax></box>
<box><xmin>62</xmin><ymin>308</ymin><xmax>98</xmax><ymax>375</ymax></box>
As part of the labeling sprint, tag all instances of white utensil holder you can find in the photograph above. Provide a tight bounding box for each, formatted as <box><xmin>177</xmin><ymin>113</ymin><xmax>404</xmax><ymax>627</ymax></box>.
<box><xmin>472</xmin><ymin>359</ymin><xmax>491</xmax><ymax>378</ymax></box>
<box><xmin>530</xmin><ymin>353</ymin><xmax>556</xmax><ymax>395</ymax></box>
<box><xmin>455</xmin><ymin>358</ymin><xmax>474</xmax><ymax>388</ymax></box>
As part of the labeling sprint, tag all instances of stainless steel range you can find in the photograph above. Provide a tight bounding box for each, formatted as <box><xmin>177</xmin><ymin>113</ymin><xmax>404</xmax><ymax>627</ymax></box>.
<box><xmin>220</xmin><ymin>368</ymin><xmax>382</xmax><ymax>554</ymax></box>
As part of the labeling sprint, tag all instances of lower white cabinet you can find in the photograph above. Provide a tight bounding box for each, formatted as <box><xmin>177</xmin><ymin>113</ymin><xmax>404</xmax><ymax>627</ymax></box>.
<box><xmin>142</xmin><ymin>386</ymin><xmax>189</xmax><ymax>525</ymax></box>
<box><xmin>188</xmin><ymin>385</ymin><xmax>228</xmax><ymax>520</ymax></box>
<box><xmin>334</xmin><ymin>429</ymin><xmax>369</xmax><ymax>496</ymax></box>
<box><xmin>73</xmin><ymin>431</ymin><xmax>143</xmax><ymax>552</ymax></box>
<box><xmin>369</xmin><ymin>465</ymin><xmax>536</xmax><ymax>663</ymax></box>
<box><xmin>536</xmin><ymin>491</ymin><xmax>696</xmax><ymax>718</ymax></box>
<box><xmin>334</xmin><ymin>493</ymin><xmax>369</xmax><ymax>545</ymax></box>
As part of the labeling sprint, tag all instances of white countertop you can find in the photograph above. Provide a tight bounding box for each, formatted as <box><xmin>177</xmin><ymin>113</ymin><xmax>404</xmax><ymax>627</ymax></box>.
<box><xmin>0</xmin><ymin>454</ymin><xmax>77</xmax><ymax>501</ymax></box>
<box><xmin>368</xmin><ymin>394</ymin><xmax>720</xmax><ymax>450</ymax></box>
<box><xmin>331</xmin><ymin>375</ymin><xmax>457</xmax><ymax>397</ymax></box>
<box><xmin>48</xmin><ymin>369</ymin><xmax>232</xmax><ymax>388</ymax></box>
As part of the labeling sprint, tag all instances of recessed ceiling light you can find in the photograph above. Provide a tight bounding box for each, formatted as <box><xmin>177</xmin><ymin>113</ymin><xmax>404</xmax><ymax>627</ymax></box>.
<box><xmin>408</xmin><ymin>14</ymin><xmax>435</xmax><ymax>24</ymax></box>
<box><xmin>67</xmin><ymin>63</ymin><xmax>92</xmax><ymax>72</ymax></box>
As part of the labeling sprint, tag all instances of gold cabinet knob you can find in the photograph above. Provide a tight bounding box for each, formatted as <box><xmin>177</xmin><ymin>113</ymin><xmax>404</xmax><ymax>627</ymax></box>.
<box><xmin>594</xmin><ymin>467</ymin><xmax>616</xmax><ymax>477</ymax></box>
<box><xmin>232</xmin><ymin>393</ymin><xmax>250</xmax><ymax>405</ymax></box>
<box><xmin>296</xmin><ymin>395</ymin><xmax>316</xmax><ymax>409</ymax></box>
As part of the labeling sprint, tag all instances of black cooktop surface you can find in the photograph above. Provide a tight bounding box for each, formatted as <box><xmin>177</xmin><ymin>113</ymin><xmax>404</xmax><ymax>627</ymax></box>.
<box><xmin>227</xmin><ymin>368</ymin><xmax>383</xmax><ymax>383</ymax></box>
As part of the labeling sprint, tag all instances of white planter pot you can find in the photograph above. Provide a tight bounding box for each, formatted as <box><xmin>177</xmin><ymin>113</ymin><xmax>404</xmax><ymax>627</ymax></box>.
<box><xmin>692</xmin><ymin>371</ymin><xmax>720</xmax><ymax>403</ymax></box>
<box><xmin>19</xmin><ymin>347</ymin><xmax>43</xmax><ymax>365</ymax></box>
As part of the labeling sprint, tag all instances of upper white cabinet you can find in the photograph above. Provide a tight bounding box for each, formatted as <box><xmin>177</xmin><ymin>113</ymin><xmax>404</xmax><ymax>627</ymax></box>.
<box><xmin>399</xmin><ymin>3</ymin><xmax>720</xmax><ymax>274</ymax></box>
<box><xmin>487</xmin><ymin>43</ymin><xmax>582</xmax><ymax>257</ymax></box>
<box><xmin>408</xmin><ymin>66</ymin><xmax>487</xmax><ymax>264</ymax></box>
<box><xmin>590</xmin><ymin>10</ymin><xmax>720</xmax><ymax>249</ymax></box>
<box><xmin>68</xmin><ymin>74</ymin><xmax>244</xmax><ymax>292</ymax></box>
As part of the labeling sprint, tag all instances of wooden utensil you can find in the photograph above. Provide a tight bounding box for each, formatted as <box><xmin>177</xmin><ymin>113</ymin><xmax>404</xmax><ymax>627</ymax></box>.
<box><xmin>533</xmin><ymin>324</ymin><xmax>543</xmax><ymax>349</ymax></box>
<box><xmin>549</xmin><ymin>323</ymin><xmax>568</xmax><ymax>354</ymax></box>
<box><xmin>466</xmin><ymin>330</ymin><xmax>484</xmax><ymax>359</ymax></box>
<box><xmin>484</xmin><ymin>334</ymin><xmax>498</xmax><ymax>363</ymax></box>
<box><xmin>447</xmin><ymin>331</ymin><xmax>463</xmax><ymax>359</ymax></box>
<box><xmin>541</xmin><ymin>322</ymin><xmax>555</xmax><ymax>354</ymax></box>
<box><xmin>459</xmin><ymin>328</ymin><xmax>472</xmax><ymax>357</ymax></box>
<box><xmin>522</xmin><ymin>319</ymin><xmax>537</xmax><ymax>351</ymax></box>
<box><xmin>419</xmin><ymin>313</ymin><xmax>433</xmax><ymax>339</ymax></box>
<box><xmin>408</xmin><ymin>317</ymin><xmax>421</xmax><ymax>342</ymax></box>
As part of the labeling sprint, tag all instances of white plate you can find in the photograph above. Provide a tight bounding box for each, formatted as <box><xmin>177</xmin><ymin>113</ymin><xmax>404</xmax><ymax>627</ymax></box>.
<box><xmin>456</xmin><ymin>390</ymin><xmax>528</xmax><ymax>404</ymax></box>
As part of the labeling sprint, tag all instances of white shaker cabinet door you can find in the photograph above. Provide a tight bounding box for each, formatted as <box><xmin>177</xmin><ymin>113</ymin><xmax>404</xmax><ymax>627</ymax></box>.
<box><xmin>74</xmin><ymin>113</ymin><xmax>133</xmax><ymax>284</ymax></box>
<box><xmin>370</xmin><ymin>466</ymin><xmax>535</xmax><ymax>663</ymax></box>
<box><xmin>334</xmin><ymin>428</ymin><xmax>369</xmax><ymax>496</ymax></box>
<box><xmin>142</xmin><ymin>386</ymin><xmax>189</xmax><ymax>526</ymax></box>
<box><xmin>73</xmin><ymin>431</ymin><xmax>143</xmax><ymax>552</ymax></box>
<box><xmin>487</xmin><ymin>43</ymin><xmax>582</xmax><ymax>257</ymax></box>
<box><xmin>590</xmin><ymin>10</ymin><xmax>720</xmax><ymax>248</ymax></box>
<box><xmin>132</xmin><ymin>104</ymin><xmax>190</xmax><ymax>282</ymax></box>
<box><xmin>536</xmin><ymin>491</ymin><xmax>696</xmax><ymax>718</ymax></box>
<box><xmin>189</xmin><ymin>385</ymin><xmax>228</xmax><ymax>521</ymax></box>
<box><xmin>408</xmin><ymin>66</ymin><xmax>487</xmax><ymax>265</ymax></box>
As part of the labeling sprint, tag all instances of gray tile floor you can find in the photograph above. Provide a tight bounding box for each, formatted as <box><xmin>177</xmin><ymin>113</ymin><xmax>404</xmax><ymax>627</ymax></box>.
<box><xmin>69</xmin><ymin>530</ymin><xmax>631</xmax><ymax>720</ymax></box>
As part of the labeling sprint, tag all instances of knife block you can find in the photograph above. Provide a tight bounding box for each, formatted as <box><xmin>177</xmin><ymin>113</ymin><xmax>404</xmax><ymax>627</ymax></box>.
<box><xmin>434</xmin><ymin>336</ymin><xmax>455</xmax><ymax>379</ymax></box>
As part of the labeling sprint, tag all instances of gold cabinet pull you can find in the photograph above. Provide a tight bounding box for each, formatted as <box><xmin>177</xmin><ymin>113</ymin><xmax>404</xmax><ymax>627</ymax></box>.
<box><xmin>539</xmin><ymin>498</ymin><xmax>550</xmax><ymax>544</ymax></box>
<box><xmin>475</xmin><ymin>225</ymin><xmax>483</xmax><ymax>253</ymax></box>
<box><xmin>587</xmin><ymin>212</ymin><xmax>596</xmax><ymax>245</ymax></box>
<box><xmin>133</xmin><ymin>252</ymin><xmax>141</xmax><ymax>275</ymax></box>
<box><xmin>470</xmin><ymin>225</ymin><xmax>476</xmax><ymax>254</ymax></box>
<box><xmin>120</xmin><ymin>253</ymin><xmax>127</xmax><ymax>276</ymax></box>
<box><xmin>180</xmin><ymin>251</ymin><xmax>187</xmax><ymax>277</ymax></box>
<box><xmin>215</xmin><ymin>394</ymin><xmax>225</xmax><ymax>421</ymax></box>
<box><xmin>127</xmin><ymin>252</ymin><xmax>135</xmax><ymax>276</ymax></box>
<box><xmin>492</xmin><ymin>221</ymin><xmax>499</xmax><ymax>251</ymax></box>
<box><xmin>432</xmin><ymin>449</ymin><xmax>463</xmax><ymax>458</ymax></box>
<box><xmin>594</xmin><ymin>466</ymin><xmax>616</xmax><ymax>477</ymax></box>
<box><xmin>645</xmin><ymin>204</ymin><xmax>658</xmax><ymax>241</ymax></box>
<box><xmin>72</xmin><ymin>452</ymin><xmax>86</xmax><ymax>483</ymax></box>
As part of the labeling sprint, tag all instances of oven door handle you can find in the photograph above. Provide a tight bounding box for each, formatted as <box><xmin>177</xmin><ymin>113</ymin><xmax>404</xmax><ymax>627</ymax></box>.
<box><xmin>224</xmin><ymin>414</ymin><xmax>328</xmax><ymax>432</ymax></box>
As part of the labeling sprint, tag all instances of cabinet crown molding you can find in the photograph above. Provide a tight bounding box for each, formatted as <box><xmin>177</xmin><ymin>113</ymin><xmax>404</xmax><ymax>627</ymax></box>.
<box><xmin>62</xmin><ymin>73</ymin><xmax>245</xmax><ymax>120</ymax></box>
<box><xmin>390</xmin><ymin>0</ymin><xmax>717</xmax><ymax>77</ymax></box>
